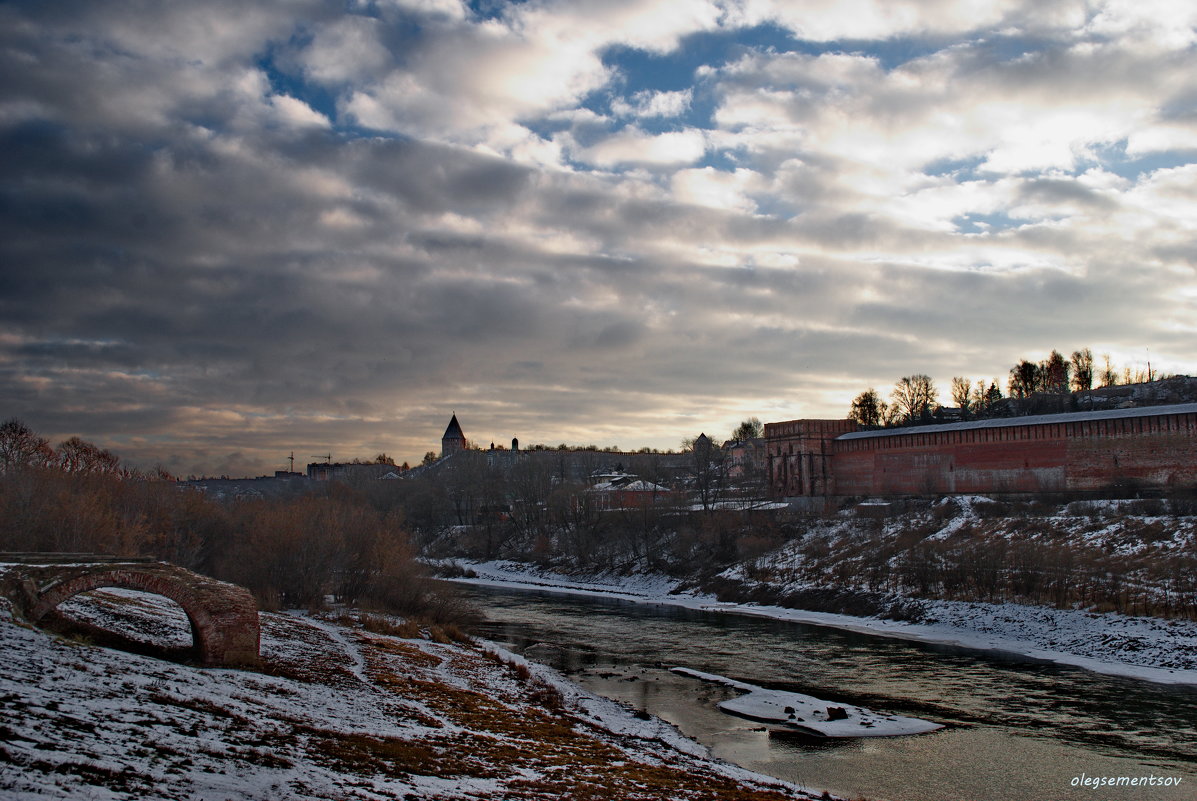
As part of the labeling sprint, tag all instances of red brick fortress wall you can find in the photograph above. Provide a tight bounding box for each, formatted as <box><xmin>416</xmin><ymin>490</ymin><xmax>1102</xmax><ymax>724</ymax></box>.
<box><xmin>763</xmin><ymin>418</ymin><xmax>859</xmax><ymax>496</ymax></box>
<box><xmin>833</xmin><ymin>405</ymin><xmax>1197</xmax><ymax>497</ymax></box>
<box><xmin>766</xmin><ymin>404</ymin><xmax>1197</xmax><ymax>498</ymax></box>
<box><xmin>833</xmin><ymin>425</ymin><xmax>1071</xmax><ymax>496</ymax></box>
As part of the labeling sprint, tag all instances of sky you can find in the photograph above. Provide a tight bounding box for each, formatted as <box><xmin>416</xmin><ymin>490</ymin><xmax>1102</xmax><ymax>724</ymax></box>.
<box><xmin>2</xmin><ymin>0</ymin><xmax>1196</xmax><ymax>476</ymax></box>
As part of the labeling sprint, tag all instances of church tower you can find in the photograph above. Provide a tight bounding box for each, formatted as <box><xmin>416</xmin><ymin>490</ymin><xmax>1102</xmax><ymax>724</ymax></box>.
<box><xmin>441</xmin><ymin>414</ymin><xmax>466</xmax><ymax>457</ymax></box>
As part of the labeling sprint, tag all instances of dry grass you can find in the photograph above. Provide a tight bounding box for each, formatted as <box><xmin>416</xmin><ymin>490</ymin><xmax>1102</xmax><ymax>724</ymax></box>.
<box><xmin>308</xmin><ymin>624</ymin><xmax>808</xmax><ymax>801</ymax></box>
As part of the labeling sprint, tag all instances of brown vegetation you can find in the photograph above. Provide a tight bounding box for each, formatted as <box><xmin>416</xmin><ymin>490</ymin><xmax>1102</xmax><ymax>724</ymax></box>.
<box><xmin>0</xmin><ymin>420</ymin><xmax>473</xmax><ymax>625</ymax></box>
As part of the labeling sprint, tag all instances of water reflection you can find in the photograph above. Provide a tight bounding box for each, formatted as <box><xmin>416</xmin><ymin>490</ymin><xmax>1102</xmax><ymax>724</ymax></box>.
<box><xmin>464</xmin><ymin>584</ymin><xmax>1197</xmax><ymax>801</ymax></box>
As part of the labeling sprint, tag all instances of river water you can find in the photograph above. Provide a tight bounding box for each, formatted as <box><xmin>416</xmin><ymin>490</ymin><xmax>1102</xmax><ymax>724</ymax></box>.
<box><xmin>461</xmin><ymin>584</ymin><xmax>1197</xmax><ymax>801</ymax></box>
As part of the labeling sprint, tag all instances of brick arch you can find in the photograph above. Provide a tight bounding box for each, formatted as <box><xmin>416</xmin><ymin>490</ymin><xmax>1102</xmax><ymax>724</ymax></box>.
<box><xmin>15</xmin><ymin>562</ymin><xmax>259</xmax><ymax>667</ymax></box>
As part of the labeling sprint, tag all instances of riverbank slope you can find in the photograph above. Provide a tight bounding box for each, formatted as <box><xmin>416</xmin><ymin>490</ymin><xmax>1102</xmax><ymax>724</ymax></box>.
<box><xmin>0</xmin><ymin>589</ymin><xmax>815</xmax><ymax>801</ymax></box>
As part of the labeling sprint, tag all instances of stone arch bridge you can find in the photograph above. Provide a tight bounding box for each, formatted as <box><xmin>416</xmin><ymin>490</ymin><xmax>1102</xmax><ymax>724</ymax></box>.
<box><xmin>0</xmin><ymin>554</ymin><xmax>259</xmax><ymax>667</ymax></box>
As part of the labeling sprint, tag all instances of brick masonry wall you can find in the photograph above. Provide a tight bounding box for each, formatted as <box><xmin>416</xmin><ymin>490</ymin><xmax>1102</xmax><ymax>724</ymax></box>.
<box><xmin>764</xmin><ymin>419</ymin><xmax>858</xmax><ymax>497</ymax></box>
<box><xmin>829</xmin><ymin>410</ymin><xmax>1197</xmax><ymax>497</ymax></box>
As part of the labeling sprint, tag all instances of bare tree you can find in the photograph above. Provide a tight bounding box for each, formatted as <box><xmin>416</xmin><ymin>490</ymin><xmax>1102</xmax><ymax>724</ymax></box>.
<box><xmin>1041</xmin><ymin>349</ymin><xmax>1070</xmax><ymax>394</ymax></box>
<box><xmin>57</xmin><ymin>436</ymin><xmax>121</xmax><ymax>474</ymax></box>
<box><xmin>849</xmin><ymin>389</ymin><xmax>886</xmax><ymax>426</ymax></box>
<box><xmin>0</xmin><ymin>418</ymin><xmax>53</xmax><ymax>474</ymax></box>
<box><xmin>984</xmin><ymin>381</ymin><xmax>1002</xmax><ymax>410</ymax></box>
<box><xmin>1099</xmin><ymin>354</ymin><xmax>1119</xmax><ymax>387</ymax></box>
<box><xmin>969</xmin><ymin>380</ymin><xmax>999</xmax><ymax>416</ymax></box>
<box><xmin>890</xmin><ymin>375</ymin><xmax>938</xmax><ymax>423</ymax></box>
<box><xmin>684</xmin><ymin>433</ymin><xmax>725</xmax><ymax>512</ymax></box>
<box><xmin>731</xmin><ymin>417</ymin><xmax>763</xmax><ymax>441</ymax></box>
<box><xmin>950</xmin><ymin>376</ymin><xmax>972</xmax><ymax>417</ymax></box>
<box><xmin>1070</xmin><ymin>348</ymin><xmax>1094</xmax><ymax>392</ymax></box>
<box><xmin>1007</xmin><ymin>360</ymin><xmax>1040</xmax><ymax>398</ymax></box>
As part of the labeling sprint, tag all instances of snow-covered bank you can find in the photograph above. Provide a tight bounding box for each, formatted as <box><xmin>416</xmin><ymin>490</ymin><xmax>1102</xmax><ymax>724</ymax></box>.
<box><xmin>0</xmin><ymin>587</ymin><xmax>817</xmax><ymax>801</ymax></box>
<box><xmin>448</xmin><ymin>560</ymin><xmax>1197</xmax><ymax>685</ymax></box>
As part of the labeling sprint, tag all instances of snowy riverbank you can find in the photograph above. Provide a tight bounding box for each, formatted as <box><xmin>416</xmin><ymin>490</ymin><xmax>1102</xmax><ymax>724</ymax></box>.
<box><xmin>446</xmin><ymin>560</ymin><xmax>1197</xmax><ymax>685</ymax></box>
<box><xmin>0</xmin><ymin>588</ymin><xmax>818</xmax><ymax>801</ymax></box>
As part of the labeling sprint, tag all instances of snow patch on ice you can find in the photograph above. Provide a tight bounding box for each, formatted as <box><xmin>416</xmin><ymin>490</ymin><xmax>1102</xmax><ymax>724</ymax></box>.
<box><xmin>671</xmin><ymin>667</ymin><xmax>943</xmax><ymax>737</ymax></box>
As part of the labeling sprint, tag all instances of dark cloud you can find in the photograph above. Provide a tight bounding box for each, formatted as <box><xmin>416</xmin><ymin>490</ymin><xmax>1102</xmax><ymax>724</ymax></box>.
<box><xmin>1</xmin><ymin>0</ymin><xmax>1195</xmax><ymax>473</ymax></box>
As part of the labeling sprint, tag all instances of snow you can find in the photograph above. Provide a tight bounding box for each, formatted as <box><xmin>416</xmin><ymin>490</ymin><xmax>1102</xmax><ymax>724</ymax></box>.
<box><xmin>671</xmin><ymin>667</ymin><xmax>943</xmax><ymax>737</ymax></box>
<box><xmin>0</xmin><ymin>583</ymin><xmax>816</xmax><ymax>801</ymax></box>
<box><xmin>449</xmin><ymin>560</ymin><xmax>1197</xmax><ymax>685</ymax></box>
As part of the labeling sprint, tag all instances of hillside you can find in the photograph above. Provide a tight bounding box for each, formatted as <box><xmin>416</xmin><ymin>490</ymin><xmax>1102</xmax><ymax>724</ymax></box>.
<box><xmin>433</xmin><ymin>493</ymin><xmax>1197</xmax><ymax>624</ymax></box>
<box><xmin>0</xmin><ymin>587</ymin><xmax>815</xmax><ymax>801</ymax></box>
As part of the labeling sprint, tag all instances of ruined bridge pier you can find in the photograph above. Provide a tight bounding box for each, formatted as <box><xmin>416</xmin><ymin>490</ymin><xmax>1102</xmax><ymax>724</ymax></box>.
<box><xmin>0</xmin><ymin>555</ymin><xmax>259</xmax><ymax>667</ymax></box>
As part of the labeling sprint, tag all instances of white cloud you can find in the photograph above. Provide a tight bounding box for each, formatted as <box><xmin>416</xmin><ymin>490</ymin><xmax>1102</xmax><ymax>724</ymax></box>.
<box><xmin>611</xmin><ymin>89</ymin><xmax>693</xmax><ymax>118</ymax></box>
<box><xmin>721</xmin><ymin>0</ymin><xmax>1046</xmax><ymax>41</ymax></box>
<box><xmin>332</xmin><ymin>0</ymin><xmax>723</xmax><ymax>149</ymax></box>
<box><xmin>269</xmin><ymin>94</ymin><xmax>331</xmax><ymax>129</ymax></box>
<box><xmin>706</xmin><ymin>30</ymin><xmax>1197</xmax><ymax>241</ymax></box>
<box><xmin>1085</xmin><ymin>0</ymin><xmax>1197</xmax><ymax>50</ymax></box>
<box><xmin>1126</xmin><ymin>122</ymin><xmax>1197</xmax><ymax>156</ymax></box>
<box><xmin>300</xmin><ymin>15</ymin><xmax>392</xmax><ymax>84</ymax></box>
<box><xmin>670</xmin><ymin>166</ymin><xmax>764</xmax><ymax>211</ymax></box>
<box><xmin>576</xmin><ymin>127</ymin><xmax>708</xmax><ymax>167</ymax></box>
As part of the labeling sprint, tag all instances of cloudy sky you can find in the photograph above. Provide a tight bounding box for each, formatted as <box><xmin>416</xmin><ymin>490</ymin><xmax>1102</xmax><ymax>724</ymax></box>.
<box><xmin>2</xmin><ymin>0</ymin><xmax>1196</xmax><ymax>476</ymax></box>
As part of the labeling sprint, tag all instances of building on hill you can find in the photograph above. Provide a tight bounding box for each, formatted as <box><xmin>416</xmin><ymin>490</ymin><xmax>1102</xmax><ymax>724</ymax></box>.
<box><xmin>587</xmin><ymin>472</ymin><xmax>674</xmax><ymax>511</ymax></box>
<box><xmin>766</xmin><ymin>402</ymin><xmax>1197</xmax><ymax>502</ymax></box>
<box><xmin>723</xmin><ymin>437</ymin><xmax>766</xmax><ymax>483</ymax></box>
<box><xmin>441</xmin><ymin>414</ymin><xmax>466</xmax><ymax>458</ymax></box>
<box><xmin>306</xmin><ymin>462</ymin><xmax>398</xmax><ymax>482</ymax></box>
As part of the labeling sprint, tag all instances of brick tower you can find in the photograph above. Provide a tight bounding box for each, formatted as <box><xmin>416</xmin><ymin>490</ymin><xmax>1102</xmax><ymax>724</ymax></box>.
<box><xmin>441</xmin><ymin>414</ymin><xmax>466</xmax><ymax>457</ymax></box>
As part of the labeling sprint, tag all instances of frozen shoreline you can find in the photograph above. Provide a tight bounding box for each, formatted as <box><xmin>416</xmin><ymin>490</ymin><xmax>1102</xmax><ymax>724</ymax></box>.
<box><xmin>447</xmin><ymin>559</ymin><xmax>1197</xmax><ymax>686</ymax></box>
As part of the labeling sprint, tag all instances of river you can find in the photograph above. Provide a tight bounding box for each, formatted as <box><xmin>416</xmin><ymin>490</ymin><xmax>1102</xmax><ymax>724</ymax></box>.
<box><xmin>461</xmin><ymin>584</ymin><xmax>1197</xmax><ymax>801</ymax></box>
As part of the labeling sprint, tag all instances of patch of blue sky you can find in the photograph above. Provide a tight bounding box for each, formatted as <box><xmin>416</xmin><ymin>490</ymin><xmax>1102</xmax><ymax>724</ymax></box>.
<box><xmin>255</xmin><ymin>47</ymin><xmax>339</xmax><ymax>123</ymax></box>
<box><xmin>953</xmin><ymin>211</ymin><xmax>1022</xmax><ymax>234</ymax></box>
<box><xmin>595</xmin><ymin>23</ymin><xmax>799</xmax><ymax>128</ymax></box>
<box><xmin>922</xmin><ymin>154</ymin><xmax>988</xmax><ymax>180</ymax></box>
<box><xmin>253</xmin><ymin>47</ymin><xmax>413</xmax><ymax>142</ymax></box>
<box><xmin>697</xmin><ymin>149</ymin><xmax>743</xmax><ymax>171</ymax></box>
<box><xmin>1082</xmin><ymin>139</ymin><xmax>1197</xmax><ymax>181</ymax></box>
<box><xmin>824</xmin><ymin>34</ymin><xmax>951</xmax><ymax>70</ymax></box>
<box><xmin>749</xmin><ymin>194</ymin><xmax>802</xmax><ymax>221</ymax></box>
<box><xmin>465</xmin><ymin>0</ymin><xmax>527</xmax><ymax>21</ymax></box>
<box><xmin>962</xmin><ymin>32</ymin><xmax>1062</xmax><ymax>66</ymax></box>
<box><xmin>592</xmin><ymin>24</ymin><xmax>981</xmax><ymax>136</ymax></box>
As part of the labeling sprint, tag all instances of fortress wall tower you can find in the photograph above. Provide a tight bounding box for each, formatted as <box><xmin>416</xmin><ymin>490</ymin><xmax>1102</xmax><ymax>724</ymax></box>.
<box><xmin>441</xmin><ymin>414</ymin><xmax>466</xmax><ymax>458</ymax></box>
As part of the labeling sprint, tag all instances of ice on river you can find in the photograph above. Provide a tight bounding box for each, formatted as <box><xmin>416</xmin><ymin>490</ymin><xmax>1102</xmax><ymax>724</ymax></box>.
<box><xmin>672</xmin><ymin>667</ymin><xmax>943</xmax><ymax>738</ymax></box>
